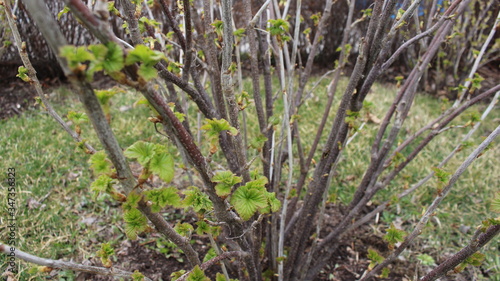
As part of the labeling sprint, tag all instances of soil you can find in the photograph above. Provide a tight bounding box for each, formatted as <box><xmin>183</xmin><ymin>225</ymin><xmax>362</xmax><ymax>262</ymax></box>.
<box><xmin>0</xmin><ymin>77</ymin><xmax>50</xmax><ymax>120</ymax></box>
<box><xmin>65</xmin><ymin>204</ymin><xmax>482</xmax><ymax>281</ymax></box>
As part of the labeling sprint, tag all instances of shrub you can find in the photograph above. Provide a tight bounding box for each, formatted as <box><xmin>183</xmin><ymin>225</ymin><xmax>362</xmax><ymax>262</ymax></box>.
<box><xmin>1</xmin><ymin>0</ymin><xmax>499</xmax><ymax>280</ymax></box>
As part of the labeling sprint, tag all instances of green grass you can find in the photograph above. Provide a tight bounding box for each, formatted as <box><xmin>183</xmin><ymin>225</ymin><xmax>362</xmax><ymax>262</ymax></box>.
<box><xmin>0</xmin><ymin>79</ymin><xmax>498</xmax><ymax>280</ymax></box>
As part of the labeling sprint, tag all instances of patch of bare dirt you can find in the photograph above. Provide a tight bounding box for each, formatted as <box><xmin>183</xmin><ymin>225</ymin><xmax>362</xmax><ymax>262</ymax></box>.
<box><xmin>0</xmin><ymin>78</ymin><xmax>46</xmax><ymax>119</ymax></box>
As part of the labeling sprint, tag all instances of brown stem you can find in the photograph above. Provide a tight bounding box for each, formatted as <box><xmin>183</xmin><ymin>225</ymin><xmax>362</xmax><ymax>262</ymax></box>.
<box><xmin>420</xmin><ymin>225</ymin><xmax>500</xmax><ymax>281</ymax></box>
<box><xmin>158</xmin><ymin>0</ymin><xmax>187</xmax><ymax>50</ymax></box>
<box><xmin>0</xmin><ymin>244</ymin><xmax>153</xmax><ymax>281</ymax></box>
<box><xmin>182</xmin><ymin>0</ymin><xmax>193</xmax><ymax>82</ymax></box>
<box><xmin>284</xmin><ymin>2</ymin><xmax>384</xmax><ymax>279</ymax></box>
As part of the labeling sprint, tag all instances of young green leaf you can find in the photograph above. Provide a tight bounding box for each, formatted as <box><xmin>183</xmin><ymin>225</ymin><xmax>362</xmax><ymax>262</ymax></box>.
<box><xmin>212</xmin><ymin>171</ymin><xmax>242</xmax><ymax>197</ymax></box>
<box><xmin>107</xmin><ymin>1</ymin><xmax>121</xmax><ymax>16</ymax></box>
<box><xmin>57</xmin><ymin>6</ymin><xmax>71</xmax><ymax>20</ymax></box>
<box><xmin>183</xmin><ymin>187</ymin><xmax>213</xmax><ymax>214</ymax></box>
<box><xmin>245</xmin><ymin>176</ymin><xmax>268</xmax><ymax>190</ymax></box>
<box><xmin>149</xmin><ymin>152</ymin><xmax>175</xmax><ymax>183</ymax></box>
<box><xmin>431</xmin><ymin>167</ymin><xmax>451</xmax><ymax>190</ymax></box>
<box><xmin>383</xmin><ymin>223</ymin><xmax>406</xmax><ymax>246</ymax></box>
<box><xmin>125</xmin><ymin>44</ymin><xmax>167</xmax><ymax>81</ymax></box>
<box><xmin>67</xmin><ymin>111</ymin><xmax>89</xmax><ymax>124</ymax></box>
<box><xmin>380</xmin><ymin>267</ymin><xmax>390</xmax><ymax>278</ymax></box>
<box><xmin>123</xmin><ymin>208</ymin><xmax>148</xmax><ymax>240</ymax></box>
<box><xmin>60</xmin><ymin>45</ymin><xmax>95</xmax><ymax>69</ymax></box>
<box><xmin>233</xmin><ymin>28</ymin><xmax>246</xmax><ymax>39</ymax></box>
<box><xmin>131</xmin><ymin>270</ymin><xmax>145</xmax><ymax>281</ymax></box>
<box><xmin>230</xmin><ymin>185</ymin><xmax>268</xmax><ymax>220</ymax></box>
<box><xmin>90</xmin><ymin>175</ymin><xmax>114</xmax><ymax>198</ymax></box>
<box><xmin>124</xmin><ymin>141</ymin><xmax>157</xmax><ymax>166</ymax></box>
<box><xmin>96</xmin><ymin>243</ymin><xmax>115</xmax><ymax>268</ymax></box>
<box><xmin>367</xmin><ymin>248</ymin><xmax>384</xmax><ymax>270</ymax></box>
<box><xmin>203</xmin><ymin>248</ymin><xmax>217</xmax><ymax>263</ymax></box>
<box><xmin>126</xmin><ymin>44</ymin><xmax>165</xmax><ymax>64</ymax></box>
<box><xmin>123</xmin><ymin>190</ymin><xmax>143</xmax><ymax>212</ymax></box>
<box><xmin>89</xmin><ymin>42</ymin><xmax>124</xmax><ymax>74</ymax></box>
<box><xmin>201</xmin><ymin>118</ymin><xmax>239</xmax><ymax>136</ymax></box>
<box><xmin>171</xmin><ymin>270</ymin><xmax>186</xmax><ymax>281</ymax></box>
<box><xmin>249</xmin><ymin>134</ymin><xmax>268</xmax><ymax>151</ymax></box>
<box><xmin>215</xmin><ymin>273</ymin><xmax>226</xmax><ymax>281</ymax></box>
<box><xmin>186</xmin><ymin>265</ymin><xmax>210</xmax><ymax>281</ymax></box>
<box><xmin>267</xmin><ymin>19</ymin><xmax>290</xmax><ymax>45</ymax></box>
<box><xmin>195</xmin><ymin>220</ymin><xmax>210</xmax><ymax>235</ymax></box>
<box><xmin>138</xmin><ymin>64</ymin><xmax>159</xmax><ymax>81</ymax></box>
<box><xmin>138</xmin><ymin>16</ymin><xmax>160</xmax><ymax>33</ymax></box>
<box><xmin>89</xmin><ymin>151</ymin><xmax>113</xmax><ymax>176</ymax></box>
<box><xmin>16</xmin><ymin>66</ymin><xmax>31</xmax><ymax>82</ymax></box>
<box><xmin>264</xmin><ymin>192</ymin><xmax>281</xmax><ymax>213</ymax></box>
<box><xmin>144</xmin><ymin>187</ymin><xmax>181</xmax><ymax>212</ymax></box>
<box><xmin>201</xmin><ymin>118</ymin><xmax>239</xmax><ymax>153</ymax></box>
<box><xmin>465</xmin><ymin>73</ymin><xmax>484</xmax><ymax>93</ymax></box>
<box><xmin>174</xmin><ymin>222</ymin><xmax>194</xmax><ymax>237</ymax></box>
<box><xmin>310</xmin><ymin>12</ymin><xmax>321</xmax><ymax>26</ymax></box>
<box><xmin>456</xmin><ymin>252</ymin><xmax>485</xmax><ymax>272</ymax></box>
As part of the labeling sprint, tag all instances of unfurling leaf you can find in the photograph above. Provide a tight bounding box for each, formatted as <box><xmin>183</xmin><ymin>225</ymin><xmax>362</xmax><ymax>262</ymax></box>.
<box><xmin>183</xmin><ymin>186</ymin><xmax>213</xmax><ymax>214</ymax></box>
<box><xmin>57</xmin><ymin>6</ymin><xmax>71</xmax><ymax>20</ymax></box>
<box><xmin>250</xmin><ymin>134</ymin><xmax>268</xmax><ymax>151</ymax></box>
<box><xmin>201</xmin><ymin>118</ymin><xmax>239</xmax><ymax>153</ymax></box>
<box><xmin>417</xmin><ymin>254</ymin><xmax>435</xmax><ymax>266</ymax></box>
<box><xmin>131</xmin><ymin>270</ymin><xmax>145</xmax><ymax>281</ymax></box>
<box><xmin>96</xmin><ymin>243</ymin><xmax>115</xmax><ymax>268</ymax></box>
<box><xmin>174</xmin><ymin>222</ymin><xmax>194</xmax><ymax>237</ymax></box>
<box><xmin>89</xmin><ymin>151</ymin><xmax>113</xmax><ymax>176</ymax></box>
<box><xmin>90</xmin><ymin>175</ymin><xmax>114</xmax><ymax>198</ymax></box>
<box><xmin>262</xmin><ymin>192</ymin><xmax>281</xmax><ymax>213</ymax></box>
<box><xmin>123</xmin><ymin>208</ymin><xmax>148</xmax><ymax>240</ymax></box>
<box><xmin>367</xmin><ymin>248</ymin><xmax>384</xmax><ymax>270</ymax></box>
<box><xmin>125</xmin><ymin>141</ymin><xmax>156</xmax><ymax>166</ymax></box>
<box><xmin>383</xmin><ymin>223</ymin><xmax>406</xmax><ymax>246</ymax></box>
<box><xmin>88</xmin><ymin>42</ymin><xmax>125</xmax><ymax>76</ymax></box>
<box><xmin>203</xmin><ymin>248</ymin><xmax>217</xmax><ymax>263</ymax></box>
<box><xmin>186</xmin><ymin>265</ymin><xmax>210</xmax><ymax>281</ymax></box>
<box><xmin>123</xmin><ymin>190</ymin><xmax>142</xmax><ymax>212</ymax></box>
<box><xmin>67</xmin><ymin>111</ymin><xmax>89</xmax><ymax>124</ymax></box>
<box><xmin>212</xmin><ymin>171</ymin><xmax>242</xmax><ymax>197</ymax></box>
<box><xmin>145</xmin><ymin>187</ymin><xmax>181</xmax><ymax>212</ymax></box>
<box><xmin>16</xmin><ymin>66</ymin><xmax>31</xmax><ymax>82</ymax></box>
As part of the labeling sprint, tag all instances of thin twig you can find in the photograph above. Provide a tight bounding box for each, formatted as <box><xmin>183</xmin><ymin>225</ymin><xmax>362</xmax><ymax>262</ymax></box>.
<box><xmin>0</xmin><ymin>244</ymin><xmax>152</xmax><ymax>281</ymax></box>
<box><xmin>3</xmin><ymin>0</ymin><xmax>96</xmax><ymax>154</ymax></box>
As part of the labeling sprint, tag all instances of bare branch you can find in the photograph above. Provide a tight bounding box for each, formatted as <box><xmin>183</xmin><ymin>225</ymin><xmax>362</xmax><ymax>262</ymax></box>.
<box><xmin>0</xmin><ymin>244</ymin><xmax>152</xmax><ymax>281</ymax></box>
<box><xmin>420</xmin><ymin>225</ymin><xmax>500</xmax><ymax>281</ymax></box>
<box><xmin>360</xmin><ymin>125</ymin><xmax>500</xmax><ymax>281</ymax></box>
